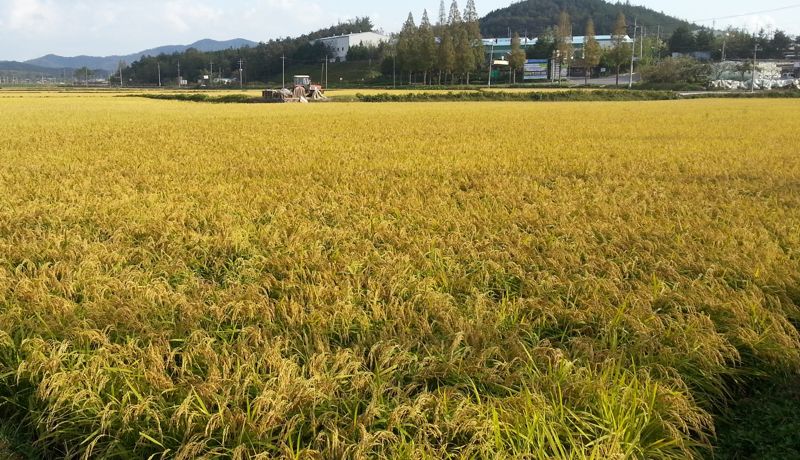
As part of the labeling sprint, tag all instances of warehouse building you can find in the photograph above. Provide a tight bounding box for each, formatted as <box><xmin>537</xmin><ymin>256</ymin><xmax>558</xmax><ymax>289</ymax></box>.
<box><xmin>482</xmin><ymin>35</ymin><xmax>633</xmax><ymax>58</ymax></box>
<box><xmin>315</xmin><ymin>32</ymin><xmax>391</xmax><ymax>62</ymax></box>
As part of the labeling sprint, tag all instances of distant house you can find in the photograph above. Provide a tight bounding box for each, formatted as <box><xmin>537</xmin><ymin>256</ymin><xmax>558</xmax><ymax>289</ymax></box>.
<box><xmin>314</xmin><ymin>32</ymin><xmax>390</xmax><ymax>62</ymax></box>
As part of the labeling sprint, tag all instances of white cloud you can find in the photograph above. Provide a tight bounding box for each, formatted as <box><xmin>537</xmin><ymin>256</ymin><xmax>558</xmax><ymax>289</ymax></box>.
<box><xmin>5</xmin><ymin>0</ymin><xmax>60</xmax><ymax>33</ymax></box>
<box><xmin>163</xmin><ymin>0</ymin><xmax>223</xmax><ymax>32</ymax></box>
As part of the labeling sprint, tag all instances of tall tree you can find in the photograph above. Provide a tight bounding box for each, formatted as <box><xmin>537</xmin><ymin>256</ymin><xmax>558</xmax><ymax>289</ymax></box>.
<box><xmin>668</xmin><ymin>26</ymin><xmax>696</xmax><ymax>53</ymax></box>
<box><xmin>397</xmin><ymin>12</ymin><xmax>418</xmax><ymax>84</ymax></box>
<box><xmin>438</xmin><ymin>29</ymin><xmax>456</xmax><ymax>85</ymax></box>
<box><xmin>509</xmin><ymin>32</ymin><xmax>527</xmax><ymax>84</ymax></box>
<box><xmin>419</xmin><ymin>10</ymin><xmax>437</xmax><ymax>85</ymax></box>
<box><xmin>464</xmin><ymin>0</ymin><xmax>478</xmax><ymax>23</ymax></box>
<box><xmin>695</xmin><ymin>28</ymin><xmax>715</xmax><ymax>52</ymax></box>
<box><xmin>438</xmin><ymin>0</ymin><xmax>447</xmax><ymax>27</ymax></box>
<box><xmin>583</xmin><ymin>18</ymin><xmax>602</xmax><ymax>84</ymax></box>
<box><xmin>448</xmin><ymin>0</ymin><xmax>462</xmax><ymax>25</ymax></box>
<box><xmin>770</xmin><ymin>30</ymin><xmax>793</xmax><ymax>58</ymax></box>
<box><xmin>436</xmin><ymin>0</ymin><xmax>447</xmax><ymax>38</ymax></box>
<box><xmin>455</xmin><ymin>27</ymin><xmax>476</xmax><ymax>84</ymax></box>
<box><xmin>464</xmin><ymin>0</ymin><xmax>485</xmax><ymax>74</ymax></box>
<box><xmin>556</xmin><ymin>11</ymin><xmax>574</xmax><ymax>75</ymax></box>
<box><xmin>608</xmin><ymin>12</ymin><xmax>632</xmax><ymax>86</ymax></box>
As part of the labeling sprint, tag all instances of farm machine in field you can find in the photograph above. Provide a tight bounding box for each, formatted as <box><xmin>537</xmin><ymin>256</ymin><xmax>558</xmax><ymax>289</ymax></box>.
<box><xmin>262</xmin><ymin>75</ymin><xmax>327</xmax><ymax>103</ymax></box>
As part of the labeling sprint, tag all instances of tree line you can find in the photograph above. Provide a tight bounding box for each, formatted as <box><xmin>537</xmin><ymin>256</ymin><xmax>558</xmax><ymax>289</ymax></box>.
<box><xmin>502</xmin><ymin>11</ymin><xmax>634</xmax><ymax>86</ymax></box>
<box><xmin>394</xmin><ymin>0</ymin><xmax>485</xmax><ymax>85</ymax></box>
<box><xmin>667</xmin><ymin>26</ymin><xmax>798</xmax><ymax>60</ymax></box>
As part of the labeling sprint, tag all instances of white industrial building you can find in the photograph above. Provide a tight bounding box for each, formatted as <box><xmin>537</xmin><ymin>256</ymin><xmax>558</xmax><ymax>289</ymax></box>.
<box><xmin>315</xmin><ymin>32</ymin><xmax>390</xmax><ymax>62</ymax></box>
<box><xmin>482</xmin><ymin>35</ymin><xmax>633</xmax><ymax>57</ymax></box>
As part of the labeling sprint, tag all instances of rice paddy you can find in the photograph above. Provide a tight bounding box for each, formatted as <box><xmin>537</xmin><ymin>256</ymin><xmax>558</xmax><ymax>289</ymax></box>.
<box><xmin>0</xmin><ymin>93</ymin><xmax>798</xmax><ymax>459</ymax></box>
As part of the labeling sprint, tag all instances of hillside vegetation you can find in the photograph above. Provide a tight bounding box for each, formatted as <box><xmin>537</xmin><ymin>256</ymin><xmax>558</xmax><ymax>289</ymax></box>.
<box><xmin>0</xmin><ymin>94</ymin><xmax>798</xmax><ymax>459</ymax></box>
<box><xmin>481</xmin><ymin>0</ymin><xmax>693</xmax><ymax>37</ymax></box>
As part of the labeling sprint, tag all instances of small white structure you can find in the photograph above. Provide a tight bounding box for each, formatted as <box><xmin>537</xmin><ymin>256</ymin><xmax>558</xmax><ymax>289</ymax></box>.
<box><xmin>314</xmin><ymin>32</ymin><xmax>390</xmax><ymax>62</ymax></box>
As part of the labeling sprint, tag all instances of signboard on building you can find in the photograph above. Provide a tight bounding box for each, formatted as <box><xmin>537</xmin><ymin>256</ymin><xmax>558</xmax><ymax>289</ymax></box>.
<box><xmin>523</xmin><ymin>59</ymin><xmax>549</xmax><ymax>80</ymax></box>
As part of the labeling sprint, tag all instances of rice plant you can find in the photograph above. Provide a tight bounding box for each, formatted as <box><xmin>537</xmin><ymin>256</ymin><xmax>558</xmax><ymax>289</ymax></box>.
<box><xmin>0</xmin><ymin>94</ymin><xmax>798</xmax><ymax>458</ymax></box>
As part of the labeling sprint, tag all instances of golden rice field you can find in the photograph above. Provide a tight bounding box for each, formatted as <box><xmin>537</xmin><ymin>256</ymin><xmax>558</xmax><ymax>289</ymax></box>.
<box><xmin>0</xmin><ymin>93</ymin><xmax>799</xmax><ymax>459</ymax></box>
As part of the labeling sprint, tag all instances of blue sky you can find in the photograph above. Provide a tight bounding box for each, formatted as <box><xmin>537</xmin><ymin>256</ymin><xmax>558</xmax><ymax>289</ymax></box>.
<box><xmin>1</xmin><ymin>0</ymin><xmax>798</xmax><ymax>61</ymax></box>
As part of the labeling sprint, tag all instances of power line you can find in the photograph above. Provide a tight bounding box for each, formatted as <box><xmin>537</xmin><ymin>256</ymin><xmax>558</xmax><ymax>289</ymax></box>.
<box><xmin>693</xmin><ymin>3</ymin><xmax>800</xmax><ymax>23</ymax></box>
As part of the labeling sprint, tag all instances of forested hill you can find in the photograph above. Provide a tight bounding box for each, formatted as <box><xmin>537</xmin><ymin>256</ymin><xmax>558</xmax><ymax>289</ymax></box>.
<box><xmin>480</xmin><ymin>0</ymin><xmax>694</xmax><ymax>37</ymax></box>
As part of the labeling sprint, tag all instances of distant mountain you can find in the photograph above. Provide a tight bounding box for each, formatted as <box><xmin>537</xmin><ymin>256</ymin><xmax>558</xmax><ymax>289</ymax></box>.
<box><xmin>24</xmin><ymin>38</ymin><xmax>258</xmax><ymax>72</ymax></box>
<box><xmin>0</xmin><ymin>60</ymin><xmax>94</xmax><ymax>79</ymax></box>
<box><xmin>0</xmin><ymin>61</ymin><xmax>61</xmax><ymax>74</ymax></box>
<box><xmin>480</xmin><ymin>0</ymin><xmax>694</xmax><ymax>38</ymax></box>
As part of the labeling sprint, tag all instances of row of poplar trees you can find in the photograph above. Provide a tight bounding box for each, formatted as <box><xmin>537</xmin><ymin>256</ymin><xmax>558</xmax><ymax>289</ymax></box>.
<box><xmin>395</xmin><ymin>0</ymin><xmax>485</xmax><ymax>85</ymax></box>
<box><xmin>506</xmin><ymin>11</ymin><xmax>632</xmax><ymax>85</ymax></box>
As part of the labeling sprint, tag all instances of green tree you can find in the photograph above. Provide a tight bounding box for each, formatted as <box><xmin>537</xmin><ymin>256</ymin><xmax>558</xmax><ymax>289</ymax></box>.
<box><xmin>770</xmin><ymin>30</ymin><xmax>793</xmax><ymax>58</ymax></box>
<box><xmin>607</xmin><ymin>12</ymin><xmax>632</xmax><ymax>86</ymax></box>
<box><xmin>639</xmin><ymin>35</ymin><xmax>666</xmax><ymax>67</ymax></box>
<box><xmin>448</xmin><ymin>0</ymin><xmax>462</xmax><ymax>25</ymax></box>
<box><xmin>582</xmin><ymin>18</ymin><xmax>602</xmax><ymax>84</ymax></box>
<box><xmin>397</xmin><ymin>12</ymin><xmax>419</xmax><ymax>84</ymax></box>
<box><xmin>464</xmin><ymin>0</ymin><xmax>485</xmax><ymax>73</ymax></box>
<box><xmin>640</xmin><ymin>56</ymin><xmax>710</xmax><ymax>84</ymax></box>
<box><xmin>438</xmin><ymin>29</ymin><xmax>456</xmax><ymax>85</ymax></box>
<box><xmin>668</xmin><ymin>26</ymin><xmax>696</xmax><ymax>54</ymax></box>
<box><xmin>720</xmin><ymin>28</ymin><xmax>757</xmax><ymax>60</ymax></box>
<box><xmin>695</xmin><ymin>28</ymin><xmax>715</xmax><ymax>52</ymax></box>
<box><xmin>418</xmin><ymin>10</ymin><xmax>437</xmax><ymax>85</ymax></box>
<box><xmin>74</xmin><ymin>67</ymin><xmax>93</xmax><ymax>86</ymax></box>
<box><xmin>455</xmin><ymin>27</ymin><xmax>476</xmax><ymax>84</ymax></box>
<box><xmin>528</xmin><ymin>28</ymin><xmax>556</xmax><ymax>59</ymax></box>
<box><xmin>509</xmin><ymin>32</ymin><xmax>526</xmax><ymax>83</ymax></box>
<box><xmin>556</xmin><ymin>11</ymin><xmax>574</xmax><ymax>74</ymax></box>
<box><xmin>436</xmin><ymin>0</ymin><xmax>447</xmax><ymax>36</ymax></box>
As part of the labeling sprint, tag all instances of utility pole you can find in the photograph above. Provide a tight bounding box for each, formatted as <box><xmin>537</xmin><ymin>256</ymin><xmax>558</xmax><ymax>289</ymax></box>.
<box><xmin>157</xmin><ymin>62</ymin><xmax>162</xmax><ymax>87</ymax></box>
<box><xmin>281</xmin><ymin>55</ymin><xmax>286</xmax><ymax>89</ymax></box>
<box><xmin>640</xmin><ymin>26</ymin><xmax>644</xmax><ymax>59</ymax></box>
<box><xmin>210</xmin><ymin>61</ymin><xmax>214</xmax><ymax>87</ymax></box>
<box><xmin>629</xmin><ymin>18</ymin><xmax>638</xmax><ymax>89</ymax></box>
<box><xmin>752</xmin><ymin>43</ymin><xmax>760</xmax><ymax>93</ymax></box>
<box><xmin>721</xmin><ymin>34</ymin><xmax>727</xmax><ymax>62</ymax></box>
<box><xmin>488</xmin><ymin>43</ymin><xmax>494</xmax><ymax>88</ymax></box>
<box><xmin>656</xmin><ymin>25</ymin><xmax>662</xmax><ymax>61</ymax></box>
<box><xmin>119</xmin><ymin>63</ymin><xmax>124</xmax><ymax>87</ymax></box>
<box><xmin>238</xmin><ymin>59</ymin><xmax>244</xmax><ymax>89</ymax></box>
<box><xmin>325</xmin><ymin>55</ymin><xmax>328</xmax><ymax>89</ymax></box>
<box><xmin>177</xmin><ymin>60</ymin><xmax>181</xmax><ymax>86</ymax></box>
